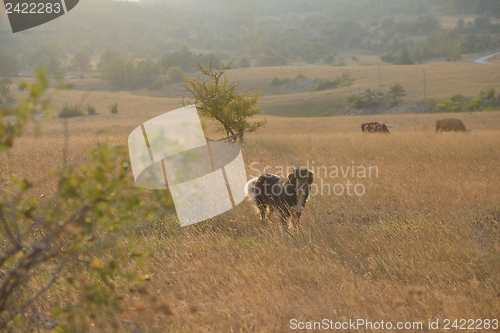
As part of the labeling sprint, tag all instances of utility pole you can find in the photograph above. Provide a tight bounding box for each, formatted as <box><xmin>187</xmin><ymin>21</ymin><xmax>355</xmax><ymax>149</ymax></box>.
<box><xmin>378</xmin><ymin>65</ymin><xmax>381</xmax><ymax>91</ymax></box>
<box><xmin>423</xmin><ymin>69</ymin><xmax>426</xmax><ymax>100</ymax></box>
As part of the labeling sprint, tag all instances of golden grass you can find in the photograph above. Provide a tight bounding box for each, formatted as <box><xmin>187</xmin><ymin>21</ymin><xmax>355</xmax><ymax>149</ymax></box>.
<box><xmin>489</xmin><ymin>55</ymin><xmax>500</xmax><ymax>65</ymax></box>
<box><xmin>113</xmin><ymin>115</ymin><xmax>500</xmax><ymax>332</ymax></box>
<box><xmin>2</xmin><ymin>105</ymin><xmax>500</xmax><ymax>331</ymax></box>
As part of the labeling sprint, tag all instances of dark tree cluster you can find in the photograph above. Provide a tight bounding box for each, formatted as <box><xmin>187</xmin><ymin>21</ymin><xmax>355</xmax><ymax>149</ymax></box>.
<box><xmin>1</xmin><ymin>0</ymin><xmax>499</xmax><ymax>78</ymax></box>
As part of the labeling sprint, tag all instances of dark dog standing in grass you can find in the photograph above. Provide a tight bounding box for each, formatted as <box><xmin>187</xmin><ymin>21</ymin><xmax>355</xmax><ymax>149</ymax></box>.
<box><xmin>245</xmin><ymin>167</ymin><xmax>314</xmax><ymax>230</ymax></box>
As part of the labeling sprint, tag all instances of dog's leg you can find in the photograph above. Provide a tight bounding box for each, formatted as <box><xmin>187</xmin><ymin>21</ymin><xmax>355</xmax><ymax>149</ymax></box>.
<box><xmin>279</xmin><ymin>209</ymin><xmax>292</xmax><ymax>230</ymax></box>
<box><xmin>289</xmin><ymin>210</ymin><xmax>301</xmax><ymax>231</ymax></box>
<box><xmin>280</xmin><ymin>215</ymin><xmax>289</xmax><ymax>230</ymax></box>
<box><xmin>258</xmin><ymin>204</ymin><xmax>267</xmax><ymax>223</ymax></box>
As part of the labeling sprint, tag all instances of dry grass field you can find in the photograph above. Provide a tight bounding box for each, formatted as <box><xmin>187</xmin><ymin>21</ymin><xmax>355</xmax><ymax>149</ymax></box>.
<box><xmin>2</xmin><ymin>53</ymin><xmax>500</xmax><ymax>331</ymax></box>
<box><xmin>2</xmin><ymin>98</ymin><xmax>500</xmax><ymax>331</ymax></box>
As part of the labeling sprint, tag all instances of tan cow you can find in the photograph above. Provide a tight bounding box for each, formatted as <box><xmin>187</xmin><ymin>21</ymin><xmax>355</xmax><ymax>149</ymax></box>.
<box><xmin>435</xmin><ymin>118</ymin><xmax>469</xmax><ymax>133</ymax></box>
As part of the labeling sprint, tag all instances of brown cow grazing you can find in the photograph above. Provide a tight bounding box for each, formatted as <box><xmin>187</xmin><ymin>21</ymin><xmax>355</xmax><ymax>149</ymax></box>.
<box><xmin>361</xmin><ymin>122</ymin><xmax>390</xmax><ymax>133</ymax></box>
<box><xmin>435</xmin><ymin>118</ymin><xmax>469</xmax><ymax>133</ymax></box>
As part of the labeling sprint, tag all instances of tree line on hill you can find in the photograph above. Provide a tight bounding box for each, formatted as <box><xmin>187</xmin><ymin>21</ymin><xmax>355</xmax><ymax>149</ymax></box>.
<box><xmin>0</xmin><ymin>42</ymin><xmax>246</xmax><ymax>90</ymax></box>
<box><xmin>1</xmin><ymin>0</ymin><xmax>500</xmax><ymax>78</ymax></box>
<box><xmin>381</xmin><ymin>15</ymin><xmax>500</xmax><ymax>64</ymax></box>
<box><xmin>95</xmin><ymin>45</ymin><xmax>244</xmax><ymax>90</ymax></box>
<box><xmin>343</xmin><ymin>84</ymin><xmax>500</xmax><ymax>113</ymax></box>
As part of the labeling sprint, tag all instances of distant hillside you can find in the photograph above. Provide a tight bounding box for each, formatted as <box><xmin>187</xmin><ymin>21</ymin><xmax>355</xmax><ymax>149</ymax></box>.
<box><xmin>1</xmin><ymin>0</ymin><xmax>499</xmax><ymax>79</ymax></box>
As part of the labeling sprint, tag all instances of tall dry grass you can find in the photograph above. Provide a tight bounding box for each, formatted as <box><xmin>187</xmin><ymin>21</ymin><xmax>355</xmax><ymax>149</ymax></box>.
<box><xmin>112</xmin><ymin>120</ymin><xmax>499</xmax><ymax>332</ymax></box>
<box><xmin>4</xmin><ymin>110</ymin><xmax>499</xmax><ymax>332</ymax></box>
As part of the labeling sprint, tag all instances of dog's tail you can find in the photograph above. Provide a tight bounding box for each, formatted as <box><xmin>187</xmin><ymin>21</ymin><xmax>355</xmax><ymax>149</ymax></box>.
<box><xmin>244</xmin><ymin>177</ymin><xmax>259</xmax><ymax>205</ymax></box>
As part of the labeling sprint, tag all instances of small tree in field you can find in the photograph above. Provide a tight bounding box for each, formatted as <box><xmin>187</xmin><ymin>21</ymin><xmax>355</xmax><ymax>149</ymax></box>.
<box><xmin>184</xmin><ymin>65</ymin><xmax>264</xmax><ymax>142</ymax></box>
<box><xmin>386</xmin><ymin>83</ymin><xmax>406</xmax><ymax>107</ymax></box>
<box><xmin>166</xmin><ymin>66</ymin><xmax>184</xmax><ymax>83</ymax></box>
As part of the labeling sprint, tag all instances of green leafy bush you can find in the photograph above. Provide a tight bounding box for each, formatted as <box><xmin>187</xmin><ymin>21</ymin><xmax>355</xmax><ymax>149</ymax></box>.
<box><xmin>1</xmin><ymin>69</ymin><xmax>174</xmax><ymax>331</ymax></box>
<box><xmin>338</xmin><ymin>72</ymin><xmax>353</xmax><ymax>88</ymax></box>
<box><xmin>385</xmin><ymin>83</ymin><xmax>406</xmax><ymax>107</ymax></box>
<box><xmin>333</xmin><ymin>56</ymin><xmax>347</xmax><ymax>66</ymax></box>
<box><xmin>85</xmin><ymin>103</ymin><xmax>97</xmax><ymax>115</ymax></box>
<box><xmin>434</xmin><ymin>88</ymin><xmax>499</xmax><ymax>112</ymax></box>
<box><xmin>312</xmin><ymin>78</ymin><xmax>339</xmax><ymax>91</ymax></box>
<box><xmin>422</xmin><ymin>98</ymin><xmax>438</xmax><ymax>112</ymax></box>
<box><xmin>324</xmin><ymin>55</ymin><xmax>335</xmax><ymax>64</ymax></box>
<box><xmin>311</xmin><ymin>73</ymin><xmax>353</xmax><ymax>91</ymax></box>
<box><xmin>344</xmin><ymin>89</ymin><xmax>380</xmax><ymax>109</ymax></box>
<box><xmin>435</xmin><ymin>99</ymin><xmax>463</xmax><ymax>112</ymax></box>
<box><xmin>109</xmin><ymin>102</ymin><xmax>119</xmax><ymax>114</ymax></box>
<box><xmin>166</xmin><ymin>66</ymin><xmax>185</xmax><ymax>83</ymax></box>
<box><xmin>270</xmin><ymin>77</ymin><xmax>290</xmax><ymax>86</ymax></box>
<box><xmin>59</xmin><ymin>103</ymin><xmax>85</xmax><ymax>118</ymax></box>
